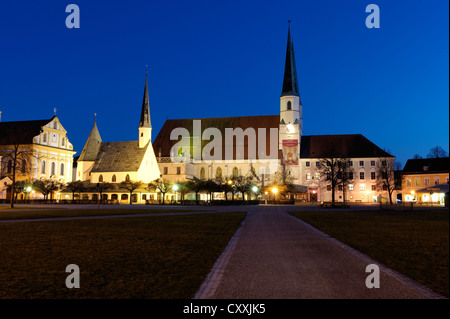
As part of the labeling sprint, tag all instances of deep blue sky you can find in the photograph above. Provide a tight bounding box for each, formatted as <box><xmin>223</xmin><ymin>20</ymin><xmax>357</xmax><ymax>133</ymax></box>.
<box><xmin>0</xmin><ymin>0</ymin><xmax>448</xmax><ymax>167</ymax></box>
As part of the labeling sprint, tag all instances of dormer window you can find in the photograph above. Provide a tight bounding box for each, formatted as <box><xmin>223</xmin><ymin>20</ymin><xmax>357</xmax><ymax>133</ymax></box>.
<box><xmin>423</xmin><ymin>166</ymin><xmax>429</xmax><ymax>171</ymax></box>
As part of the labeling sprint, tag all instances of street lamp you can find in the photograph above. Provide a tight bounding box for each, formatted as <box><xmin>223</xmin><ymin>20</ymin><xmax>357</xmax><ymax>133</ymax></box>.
<box><xmin>173</xmin><ymin>184</ymin><xmax>179</xmax><ymax>203</ymax></box>
<box><xmin>271</xmin><ymin>187</ymin><xmax>278</xmax><ymax>202</ymax></box>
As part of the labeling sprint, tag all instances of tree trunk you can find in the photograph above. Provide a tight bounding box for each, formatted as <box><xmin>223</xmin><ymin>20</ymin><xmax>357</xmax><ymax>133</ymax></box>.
<box><xmin>129</xmin><ymin>191</ymin><xmax>133</xmax><ymax>205</ymax></box>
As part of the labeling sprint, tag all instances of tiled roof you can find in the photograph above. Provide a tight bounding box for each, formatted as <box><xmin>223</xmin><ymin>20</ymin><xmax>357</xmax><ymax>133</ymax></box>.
<box><xmin>91</xmin><ymin>141</ymin><xmax>148</xmax><ymax>172</ymax></box>
<box><xmin>300</xmin><ymin>135</ymin><xmax>394</xmax><ymax>159</ymax></box>
<box><xmin>153</xmin><ymin>115</ymin><xmax>282</xmax><ymax>160</ymax></box>
<box><xmin>0</xmin><ymin>118</ymin><xmax>52</xmax><ymax>145</ymax></box>
<box><xmin>403</xmin><ymin>157</ymin><xmax>449</xmax><ymax>174</ymax></box>
<box><xmin>153</xmin><ymin>115</ymin><xmax>392</xmax><ymax>161</ymax></box>
<box><xmin>78</xmin><ymin>122</ymin><xmax>102</xmax><ymax>161</ymax></box>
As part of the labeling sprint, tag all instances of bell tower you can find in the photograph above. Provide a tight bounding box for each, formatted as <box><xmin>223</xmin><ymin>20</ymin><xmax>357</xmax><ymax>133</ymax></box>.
<box><xmin>139</xmin><ymin>70</ymin><xmax>152</xmax><ymax>148</ymax></box>
<box><xmin>279</xmin><ymin>21</ymin><xmax>303</xmax><ymax>168</ymax></box>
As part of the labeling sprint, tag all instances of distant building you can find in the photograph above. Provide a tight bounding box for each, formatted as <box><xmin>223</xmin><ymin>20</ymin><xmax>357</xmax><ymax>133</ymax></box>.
<box><xmin>0</xmin><ymin>116</ymin><xmax>76</xmax><ymax>199</ymax></box>
<box><xmin>401</xmin><ymin>157</ymin><xmax>449</xmax><ymax>204</ymax></box>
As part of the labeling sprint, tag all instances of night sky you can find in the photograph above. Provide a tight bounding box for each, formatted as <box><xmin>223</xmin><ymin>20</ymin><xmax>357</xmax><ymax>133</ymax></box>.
<box><xmin>0</xmin><ymin>0</ymin><xmax>448</xmax><ymax>167</ymax></box>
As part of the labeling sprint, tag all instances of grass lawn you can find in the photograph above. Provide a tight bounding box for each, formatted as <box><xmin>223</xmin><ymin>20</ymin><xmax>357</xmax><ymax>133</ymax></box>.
<box><xmin>289</xmin><ymin>209</ymin><xmax>449</xmax><ymax>298</ymax></box>
<box><xmin>0</xmin><ymin>207</ymin><xmax>213</xmax><ymax>220</ymax></box>
<box><xmin>0</xmin><ymin>212</ymin><xmax>246</xmax><ymax>298</ymax></box>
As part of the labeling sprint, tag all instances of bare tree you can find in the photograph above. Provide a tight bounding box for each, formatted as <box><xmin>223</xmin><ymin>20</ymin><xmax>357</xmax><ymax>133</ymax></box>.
<box><xmin>317</xmin><ymin>157</ymin><xmax>341</xmax><ymax>204</ymax></box>
<box><xmin>33</xmin><ymin>179</ymin><xmax>62</xmax><ymax>201</ymax></box>
<box><xmin>147</xmin><ymin>178</ymin><xmax>171</xmax><ymax>204</ymax></box>
<box><xmin>0</xmin><ymin>143</ymin><xmax>34</xmax><ymax>208</ymax></box>
<box><xmin>427</xmin><ymin>146</ymin><xmax>448</xmax><ymax>158</ymax></box>
<box><xmin>337</xmin><ymin>159</ymin><xmax>354</xmax><ymax>205</ymax></box>
<box><xmin>96</xmin><ymin>182</ymin><xmax>112</xmax><ymax>203</ymax></box>
<box><xmin>119</xmin><ymin>180</ymin><xmax>143</xmax><ymax>205</ymax></box>
<box><xmin>64</xmin><ymin>180</ymin><xmax>87</xmax><ymax>202</ymax></box>
<box><xmin>375</xmin><ymin>158</ymin><xmax>396</xmax><ymax>205</ymax></box>
<box><xmin>412</xmin><ymin>154</ymin><xmax>422</xmax><ymax>159</ymax></box>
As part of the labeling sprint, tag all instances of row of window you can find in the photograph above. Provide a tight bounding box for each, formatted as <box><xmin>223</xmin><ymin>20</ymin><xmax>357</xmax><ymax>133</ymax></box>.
<box><xmin>98</xmin><ymin>174</ymin><xmax>130</xmax><ymax>183</ymax></box>
<box><xmin>326</xmin><ymin>184</ymin><xmax>388</xmax><ymax>191</ymax></box>
<box><xmin>405</xmin><ymin>177</ymin><xmax>449</xmax><ymax>187</ymax></box>
<box><xmin>306</xmin><ymin>171</ymin><xmax>382</xmax><ymax>180</ymax></box>
<box><xmin>41</xmin><ymin>132</ymin><xmax>66</xmax><ymax>147</ymax></box>
<box><xmin>305</xmin><ymin>160</ymin><xmax>386</xmax><ymax>167</ymax></box>
<box><xmin>41</xmin><ymin>161</ymin><xmax>65</xmax><ymax>176</ymax></box>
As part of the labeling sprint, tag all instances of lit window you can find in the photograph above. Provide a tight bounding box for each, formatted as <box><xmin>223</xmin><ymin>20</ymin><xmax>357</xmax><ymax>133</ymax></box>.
<box><xmin>406</xmin><ymin>179</ymin><xmax>412</xmax><ymax>186</ymax></box>
<box><xmin>349</xmin><ymin>184</ymin><xmax>354</xmax><ymax>191</ymax></box>
<box><xmin>360</xmin><ymin>184</ymin><xmax>365</xmax><ymax>191</ymax></box>
<box><xmin>306</xmin><ymin>173</ymin><xmax>311</xmax><ymax>180</ymax></box>
<box><xmin>415</xmin><ymin>179</ymin><xmax>420</xmax><ymax>186</ymax></box>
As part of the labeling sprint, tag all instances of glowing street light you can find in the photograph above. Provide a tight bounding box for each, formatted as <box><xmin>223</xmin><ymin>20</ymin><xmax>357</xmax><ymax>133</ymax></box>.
<box><xmin>172</xmin><ymin>184</ymin><xmax>179</xmax><ymax>192</ymax></box>
<box><xmin>271</xmin><ymin>187</ymin><xmax>278</xmax><ymax>194</ymax></box>
<box><xmin>252</xmin><ymin>185</ymin><xmax>258</xmax><ymax>193</ymax></box>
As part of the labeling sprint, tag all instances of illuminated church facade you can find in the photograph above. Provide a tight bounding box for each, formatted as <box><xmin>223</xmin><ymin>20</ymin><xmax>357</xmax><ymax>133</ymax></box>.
<box><xmin>73</xmin><ymin>24</ymin><xmax>394</xmax><ymax>204</ymax></box>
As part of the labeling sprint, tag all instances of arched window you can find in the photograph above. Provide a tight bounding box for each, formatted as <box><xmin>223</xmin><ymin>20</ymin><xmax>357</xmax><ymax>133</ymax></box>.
<box><xmin>287</xmin><ymin>101</ymin><xmax>292</xmax><ymax>110</ymax></box>
<box><xmin>111</xmin><ymin>194</ymin><xmax>118</xmax><ymax>200</ymax></box>
<box><xmin>60</xmin><ymin>163</ymin><xmax>65</xmax><ymax>176</ymax></box>
<box><xmin>232</xmin><ymin>167</ymin><xmax>239</xmax><ymax>178</ymax></box>
<box><xmin>99</xmin><ymin>175</ymin><xmax>103</xmax><ymax>183</ymax></box>
<box><xmin>41</xmin><ymin>160</ymin><xmax>46</xmax><ymax>174</ymax></box>
<box><xmin>121</xmin><ymin>194</ymin><xmax>128</xmax><ymax>200</ymax></box>
<box><xmin>21</xmin><ymin>159</ymin><xmax>26</xmax><ymax>173</ymax></box>
<box><xmin>61</xmin><ymin>138</ymin><xmax>65</xmax><ymax>147</ymax></box>
<box><xmin>215</xmin><ymin>167</ymin><xmax>222</xmax><ymax>180</ymax></box>
<box><xmin>112</xmin><ymin>175</ymin><xmax>117</xmax><ymax>182</ymax></box>
<box><xmin>200</xmin><ymin>167</ymin><xmax>205</xmax><ymax>180</ymax></box>
<box><xmin>43</xmin><ymin>133</ymin><xmax>47</xmax><ymax>143</ymax></box>
<box><xmin>7</xmin><ymin>160</ymin><xmax>12</xmax><ymax>174</ymax></box>
<box><xmin>125</xmin><ymin>174</ymin><xmax>130</xmax><ymax>182</ymax></box>
<box><xmin>51</xmin><ymin>162</ymin><xmax>56</xmax><ymax>176</ymax></box>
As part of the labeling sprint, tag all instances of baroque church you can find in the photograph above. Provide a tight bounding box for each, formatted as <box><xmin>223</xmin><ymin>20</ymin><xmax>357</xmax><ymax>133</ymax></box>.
<box><xmin>70</xmin><ymin>24</ymin><xmax>394</xmax><ymax>204</ymax></box>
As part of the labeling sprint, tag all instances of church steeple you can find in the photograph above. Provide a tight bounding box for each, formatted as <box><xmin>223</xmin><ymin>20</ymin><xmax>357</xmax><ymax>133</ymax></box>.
<box><xmin>78</xmin><ymin>116</ymin><xmax>102</xmax><ymax>162</ymax></box>
<box><xmin>139</xmin><ymin>70</ymin><xmax>151</xmax><ymax>129</ymax></box>
<box><xmin>281</xmin><ymin>21</ymin><xmax>300</xmax><ymax>100</ymax></box>
<box><xmin>139</xmin><ymin>70</ymin><xmax>152</xmax><ymax>148</ymax></box>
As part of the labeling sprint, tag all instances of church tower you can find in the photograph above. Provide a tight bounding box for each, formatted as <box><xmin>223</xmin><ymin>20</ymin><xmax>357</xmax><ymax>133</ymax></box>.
<box><xmin>76</xmin><ymin>116</ymin><xmax>102</xmax><ymax>181</ymax></box>
<box><xmin>139</xmin><ymin>70</ymin><xmax>152</xmax><ymax>148</ymax></box>
<box><xmin>279</xmin><ymin>22</ymin><xmax>302</xmax><ymax>167</ymax></box>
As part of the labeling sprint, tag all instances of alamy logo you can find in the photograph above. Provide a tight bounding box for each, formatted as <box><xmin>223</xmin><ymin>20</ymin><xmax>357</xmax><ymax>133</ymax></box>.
<box><xmin>365</xmin><ymin>4</ymin><xmax>380</xmax><ymax>29</ymax></box>
<box><xmin>169</xmin><ymin>120</ymin><xmax>284</xmax><ymax>172</ymax></box>
<box><xmin>65</xmin><ymin>4</ymin><xmax>80</xmax><ymax>29</ymax></box>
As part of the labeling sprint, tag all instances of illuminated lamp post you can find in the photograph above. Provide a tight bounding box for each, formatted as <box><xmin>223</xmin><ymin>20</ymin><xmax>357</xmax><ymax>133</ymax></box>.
<box><xmin>173</xmin><ymin>184</ymin><xmax>179</xmax><ymax>204</ymax></box>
